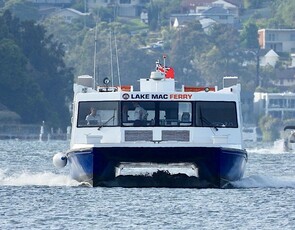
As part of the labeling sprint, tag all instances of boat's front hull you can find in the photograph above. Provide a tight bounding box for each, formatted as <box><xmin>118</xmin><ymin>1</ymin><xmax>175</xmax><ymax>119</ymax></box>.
<box><xmin>67</xmin><ymin>146</ymin><xmax>247</xmax><ymax>188</ymax></box>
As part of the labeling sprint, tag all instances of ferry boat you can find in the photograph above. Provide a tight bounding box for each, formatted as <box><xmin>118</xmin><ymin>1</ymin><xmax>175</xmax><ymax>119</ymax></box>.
<box><xmin>53</xmin><ymin>61</ymin><xmax>248</xmax><ymax>188</ymax></box>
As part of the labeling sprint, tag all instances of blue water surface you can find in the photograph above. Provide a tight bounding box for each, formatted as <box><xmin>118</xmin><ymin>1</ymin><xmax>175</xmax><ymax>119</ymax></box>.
<box><xmin>0</xmin><ymin>140</ymin><xmax>295</xmax><ymax>230</ymax></box>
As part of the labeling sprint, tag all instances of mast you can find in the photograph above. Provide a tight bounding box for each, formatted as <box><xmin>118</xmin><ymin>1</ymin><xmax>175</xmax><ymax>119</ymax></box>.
<box><xmin>110</xmin><ymin>30</ymin><xmax>114</xmax><ymax>87</ymax></box>
<box><xmin>114</xmin><ymin>29</ymin><xmax>121</xmax><ymax>87</ymax></box>
<box><xmin>93</xmin><ymin>23</ymin><xmax>98</xmax><ymax>89</ymax></box>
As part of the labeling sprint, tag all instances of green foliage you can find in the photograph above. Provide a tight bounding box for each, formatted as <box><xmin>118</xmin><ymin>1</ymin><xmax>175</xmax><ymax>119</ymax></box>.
<box><xmin>259</xmin><ymin>115</ymin><xmax>282</xmax><ymax>141</ymax></box>
<box><xmin>2</xmin><ymin>0</ymin><xmax>294</xmax><ymax>130</ymax></box>
<box><xmin>273</xmin><ymin>0</ymin><xmax>295</xmax><ymax>28</ymax></box>
<box><xmin>75</xmin><ymin>23</ymin><xmax>156</xmax><ymax>87</ymax></box>
<box><xmin>119</xmin><ymin>18</ymin><xmax>148</xmax><ymax>32</ymax></box>
<box><xmin>169</xmin><ymin>21</ymin><xmax>208</xmax><ymax>86</ymax></box>
<box><xmin>0</xmin><ymin>110</ymin><xmax>21</xmax><ymax>123</ymax></box>
<box><xmin>147</xmin><ymin>0</ymin><xmax>181</xmax><ymax>30</ymax></box>
<box><xmin>0</xmin><ymin>11</ymin><xmax>73</xmax><ymax>128</ymax></box>
<box><xmin>243</xmin><ymin>0</ymin><xmax>265</xmax><ymax>9</ymax></box>
<box><xmin>240</xmin><ymin>22</ymin><xmax>259</xmax><ymax>49</ymax></box>
<box><xmin>147</xmin><ymin>3</ymin><xmax>159</xmax><ymax>31</ymax></box>
<box><xmin>1</xmin><ymin>0</ymin><xmax>39</xmax><ymax>21</ymax></box>
<box><xmin>71</xmin><ymin>0</ymin><xmax>86</xmax><ymax>12</ymax></box>
<box><xmin>96</xmin><ymin>7</ymin><xmax>114</xmax><ymax>22</ymax></box>
<box><xmin>191</xmin><ymin>24</ymin><xmax>243</xmax><ymax>87</ymax></box>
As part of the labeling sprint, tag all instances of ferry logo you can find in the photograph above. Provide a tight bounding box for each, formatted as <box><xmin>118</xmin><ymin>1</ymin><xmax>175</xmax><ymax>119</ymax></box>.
<box><xmin>122</xmin><ymin>93</ymin><xmax>130</xmax><ymax>100</ymax></box>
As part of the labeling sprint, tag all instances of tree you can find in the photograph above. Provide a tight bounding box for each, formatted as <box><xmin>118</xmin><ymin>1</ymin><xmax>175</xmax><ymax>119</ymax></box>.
<box><xmin>271</xmin><ymin>0</ymin><xmax>295</xmax><ymax>28</ymax></box>
<box><xmin>259</xmin><ymin>115</ymin><xmax>281</xmax><ymax>141</ymax></box>
<box><xmin>147</xmin><ymin>2</ymin><xmax>159</xmax><ymax>31</ymax></box>
<box><xmin>0</xmin><ymin>38</ymin><xmax>45</xmax><ymax>123</ymax></box>
<box><xmin>0</xmin><ymin>11</ymin><xmax>73</xmax><ymax>128</ymax></box>
<box><xmin>243</xmin><ymin>0</ymin><xmax>265</xmax><ymax>9</ymax></box>
<box><xmin>240</xmin><ymin>22</ymin><xmax>259</xmax><ymax>49</ymax></box>
<box><xmin>195</xmin><ymin>24</ymin><xmax>242</xmax><ymax>87</ymax></box>
<box><xmin>170</xmin><ymin>21</ymin><xmax>209</xmax><ymax>86</ymax></box>
<box><xmin>1</xmin><ymin>0</ymin><xmax>39</xmax><ymax>21</ymax></box>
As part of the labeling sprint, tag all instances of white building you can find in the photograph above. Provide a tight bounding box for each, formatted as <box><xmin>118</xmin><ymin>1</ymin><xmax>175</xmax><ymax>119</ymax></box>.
<box><xmin>254</xmin><ymin>92</ymin><xmax>295</xmax><ymax>120</ymax></box>
<box><xmin>260</xmin><ymin>49</ymin><xmax>279</xmax><ymax>67</ymax></box>
<box><xmin>258</xmin><ymin>29</ymin><xmax>295</xmax><ymax>53</ymax></box>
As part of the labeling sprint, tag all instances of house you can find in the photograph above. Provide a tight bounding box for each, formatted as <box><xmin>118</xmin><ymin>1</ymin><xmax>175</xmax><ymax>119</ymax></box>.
<box><xmin>87</xmin><ymin>0</ymin><xmax>149</xmax><ymax>18</ymax></box>
<box><xmin>49</xmin><ymin>8</ymin><xmax>90</xmax><ymax>23</ymax></box>
<box><xmin>27</xmin><ymin>0</ymin><xmax>72</xmax><ymax>5</ymax></box>
<box><xmin>272</xmin><ymin>68</ymin><xmax>295</xmax><ymax>88</ymax></box>
<box><xmin>199</xmin><ymin>17</ymin><xmax>217</xmax><ymax>32</ymax></box>
<box><xmin>170</xmin><ymin>7</ymin><xmax>235</xmax><ymax>30</ymax></box>
<box><xmin>212</xmin><ymin>0</ymin><xmax>239</xmax><ymax>17</ymax></box>
<box><xmin>260</xmin><ymin>49</ymin><xmax>279</xmax><ymax>67</ymax></box>
<box><xmin>180</xmin><ymin>0</ymin><xmax>214</xmax><ymax>13</ymax></box>
<box><xmin>201</xmin><ymin>6</ymin><xmax>235</xmax><ymax>24</ymax></box>
<box><xmin>171</xmin><ymin>0</ymin><xmax>240</xmax><ymax>30</ymax></box>
<box><xmin>27</xmin><ymin>0</ymin><xmax>73</xmax><ymax>19</ymax></box>
<box><xmin>254</xmin><ymin>91</ymin><xmax>295</xmax><ymax>120</ymax></box>
<box><xmin>170</xmin><ymin>14</ymin><xmax>198</xmax><ymax>29</ymax></box>
<box><xmin>258</xmin><ymin>29</ymin><xmax>295</xmax><ymax>53</ymax></box>
<box><xmin>140</xmin><ymin>10</ymin><xmax>148</xmax><ymax>24</ymax></box>
<box><xmin>180</xmin><ymin>0</ymin><xmax>242</xmax><ymax>14</ymax></box>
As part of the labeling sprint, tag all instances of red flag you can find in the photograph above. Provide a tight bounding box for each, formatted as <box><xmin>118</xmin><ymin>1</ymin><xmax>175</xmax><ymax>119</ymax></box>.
<box><xmin>165</xmin><ymin>67</ymin><xmax>174</xmax><ymax>79</ymax></box>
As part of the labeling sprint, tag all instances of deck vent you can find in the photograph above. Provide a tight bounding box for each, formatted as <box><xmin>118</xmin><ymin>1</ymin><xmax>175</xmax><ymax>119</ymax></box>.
<box><xmin>77</xmin><ymin>75</ymin><xmax>93</xmax><ymax>87</ymax></box>
<box><xmin>125</xmin><ymin>130</ymin><xmax>153</xmax><ymax>142</ymax></box>
<box><xmin>162</xmin><ymin>130</ymin><xmax>190</xmax><ymax>142</ymax></box>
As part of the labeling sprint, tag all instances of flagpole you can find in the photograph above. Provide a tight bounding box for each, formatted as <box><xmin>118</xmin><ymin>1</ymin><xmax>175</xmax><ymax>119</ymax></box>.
<box><xmin>163</xmin><ymin>54</ymin><xmax>166</xmax><ymax>77</ymax></box>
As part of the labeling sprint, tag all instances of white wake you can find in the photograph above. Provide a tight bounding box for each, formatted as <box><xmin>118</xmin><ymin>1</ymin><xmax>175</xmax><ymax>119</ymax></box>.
<box><xmin>232</xmin><ymin>175</ymin><xmax>295</xmax><ymax>188</ymax></box>
<box><xmin>0</xmin><ymin>169</ymin><xmax>80</xmax><ymax>187</ymax></box>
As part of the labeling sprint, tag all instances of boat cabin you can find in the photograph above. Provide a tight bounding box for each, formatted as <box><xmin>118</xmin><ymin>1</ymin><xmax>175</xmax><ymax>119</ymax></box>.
<box><xmin>70</xmin><ymin>70</ymin><xmax>243</xmax><ymax>148</ymax></box>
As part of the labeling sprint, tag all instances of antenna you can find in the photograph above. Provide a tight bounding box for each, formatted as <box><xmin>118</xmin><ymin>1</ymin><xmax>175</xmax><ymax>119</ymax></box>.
<box><xmin>93</xmin><ymin>23</ymin><xmax>98</xmax><ymax>89</ymax></box>
<box><xmin>110</xmin><ymin>30</ymin><xmax>114</xmax><ymax>87</ymax></box>
<box><xmin>114</xmin><ymin>29</ymin><xmax>121</xmax><ymax>87</ymax></box>
<box><xmin>163</xmin><ymin>54</ymin><xmax>166</xmax><ymax>76</ymax></box>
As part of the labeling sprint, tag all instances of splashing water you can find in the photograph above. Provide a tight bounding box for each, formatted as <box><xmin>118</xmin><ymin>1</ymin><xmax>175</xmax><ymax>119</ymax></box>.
<box><xmin>232</xmin><ymin>175</ymin><xmax>295</xmax><ymax>188</ymax></box>
<box><xmin>0</xmin><ymin>169</ymin><xmax>79</xmax><ymax>187</ymax></box>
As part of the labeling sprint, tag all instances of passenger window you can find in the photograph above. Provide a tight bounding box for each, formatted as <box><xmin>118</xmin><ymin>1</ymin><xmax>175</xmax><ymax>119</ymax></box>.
<box><xmin>178</xmin><ymin>102</ymin><xmax>192</xmax><ymax>126</ymax></box>
<box><xmin>121</xmin><ymin>101</ymin><xmax>155</xmax><ymax>127</ymax></box>
<box><xmin>195</xmin><ymin>101</ymin><xmax>238</xmax><ymax>128</ymax></box>
<box><xmin>77</xmin><ymin>101</ymin><xmax>119</xmax><ymax>127</ymax></box>
<box><xmin>159</xmin><ymin>102</ymin><xmax>192</xmax><ymax>126</ymax></box>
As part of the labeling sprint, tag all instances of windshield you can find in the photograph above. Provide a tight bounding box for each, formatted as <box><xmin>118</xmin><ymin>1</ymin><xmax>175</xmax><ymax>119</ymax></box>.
<box><xmin>77</xmin><ymin>101</ymin><xmax>119</xmax><ymax>127</ymax></box>
<box><xmin>196</xmin><ymin>101</ymin><xmax>238</xmax><ymax>128</ymax></box>
<box><xmin>76</xmin><ymin>101</ymin><xmax>238</xmax><ymax>128</ymax></box>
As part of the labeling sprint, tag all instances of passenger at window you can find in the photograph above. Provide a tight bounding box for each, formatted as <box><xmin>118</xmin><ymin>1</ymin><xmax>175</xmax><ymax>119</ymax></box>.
<box><xmin>181</xmin><ymin>112</ymin><xmax>191</xmax><ymax>122</ymax></box>
<box><xmin>133</xmin><ymin>102</ymin><xmax>147</xmax><ymax>126</ymax></box>
<box><xmin>85</xmin><ymin>107</ymin><xmax>101</xmax><ymax>125</ymax></box>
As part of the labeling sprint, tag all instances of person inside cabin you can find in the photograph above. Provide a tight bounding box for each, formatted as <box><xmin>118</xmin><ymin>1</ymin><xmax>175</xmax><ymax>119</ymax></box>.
<box><xmin>133</xmin><ymin>102</ymin><xmax>147</xmax><ymax>126</ymax></box>
<box><xmin>181</xmin><ymin>112</ymin><xmax>191</xmax><ymax>122</ymax></box>
<box><xmin>85</xmin><ymin>107</ymin><xmax>101</xmax><ymax>125</ymax></box>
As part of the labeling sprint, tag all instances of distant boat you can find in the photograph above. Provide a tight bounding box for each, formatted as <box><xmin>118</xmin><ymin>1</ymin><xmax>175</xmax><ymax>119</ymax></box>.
<box><xmin>53</xmin><ymin>60</ymin><xmax>248</xmax><ymax>188</ymax></box>
<box><xmin>283</xmin><ymin>125</ymin><xmax>295</xmax><ymax>152</ymax></box>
